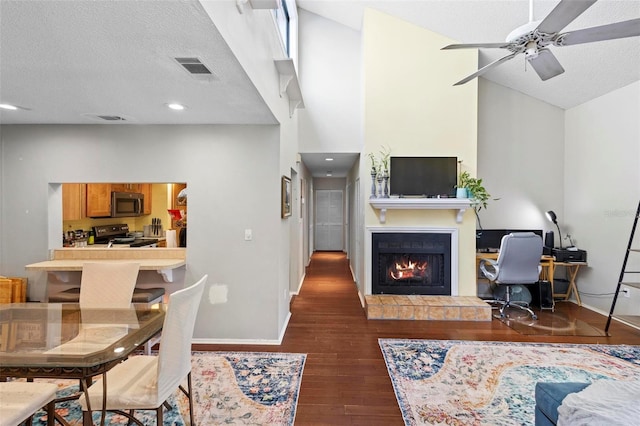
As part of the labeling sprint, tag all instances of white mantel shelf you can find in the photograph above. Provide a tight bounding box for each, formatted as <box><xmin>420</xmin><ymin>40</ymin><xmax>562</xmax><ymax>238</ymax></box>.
<box><xmin>369</xmin><ymin>198</ymin><xmax>472</xmax><ymax>224</ymax></box>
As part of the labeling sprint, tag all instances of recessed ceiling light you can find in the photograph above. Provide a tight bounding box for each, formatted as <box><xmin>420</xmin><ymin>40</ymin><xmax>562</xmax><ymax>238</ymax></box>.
<box><xmin>326</xmin><ymin>171</ymin><xmax>333</xmax><ymax>176</ymax></box>
<box><xmin>325</xmin><ymin>157</ymin><xmax>334</xmax><ymax>161</ymax></box>
<box><xmin>0</xmin><ymin>103</ymin><xmax>19</xmax><ymax>110</ymax></box>
<box><xmin>167</xmin><ymin>103</ymin><xmax>186</xmax><ymax>111</ymax></box>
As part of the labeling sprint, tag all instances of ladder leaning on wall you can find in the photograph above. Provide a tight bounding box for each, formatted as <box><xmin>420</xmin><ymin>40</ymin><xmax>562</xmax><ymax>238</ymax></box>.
<box><xmin>605</xmin><ymin>200</ymin><xmax>640</xmax><ymax>334</ymax></box>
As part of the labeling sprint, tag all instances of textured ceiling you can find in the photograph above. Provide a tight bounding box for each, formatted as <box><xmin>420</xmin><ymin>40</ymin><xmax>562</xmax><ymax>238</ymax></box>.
<box><xmin>0</xmin><ymin>0</ymin><xmax>276</xmax><ymax>125</ymax></box>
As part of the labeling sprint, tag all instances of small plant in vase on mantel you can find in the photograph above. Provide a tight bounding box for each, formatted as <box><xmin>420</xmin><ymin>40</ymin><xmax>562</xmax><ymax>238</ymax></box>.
<box><xmin>368</xmin><ymin>152</ymin><xmax>379</xmax><ymax>198</ymax></box>
<box><xmin>378</xmin><ymin>146</ymin><xmax>390</xmax><ymax>198</ymax></box>
<box><xmin>368</xmin><ymin>146</ymin><xmax>391</xmax><ymax>198</ymax></box>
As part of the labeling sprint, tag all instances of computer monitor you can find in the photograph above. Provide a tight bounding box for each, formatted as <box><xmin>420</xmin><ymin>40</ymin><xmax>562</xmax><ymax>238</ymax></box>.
<box><xmin>476</xmin><ymin>229</ymin><xmax>543</xmax><ymax>252</ymax></box>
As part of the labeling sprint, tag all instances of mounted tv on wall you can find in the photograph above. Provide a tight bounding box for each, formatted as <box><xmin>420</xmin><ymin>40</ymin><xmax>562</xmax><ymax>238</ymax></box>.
<box><xmin>389</xmin><ymin>157</ymin><xmax>458</xmax><ymax>198</ymax></box>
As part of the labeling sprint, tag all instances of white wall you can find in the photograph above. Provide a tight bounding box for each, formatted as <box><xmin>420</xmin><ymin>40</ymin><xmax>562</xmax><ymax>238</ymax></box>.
<box><xmin>198</xmin><ymin>0</ymin><xmax>305</xmax><ymax>336</ymax></box>
<box><xmin>0</xmin><ymin>124</ymin><xmax>289</xmax><ymax>342</ymax></box>
<box><xmin>297</xmin><ymin>8</ymin><xmax>363</xmax><ymax>285</ymax></box>
<box><xmin>564</xmin><ymin>81</ymin><xmax>640</xmax><ymax>315</ymax></box>
<box><xmin>297</xmin><ymin>9</ymin><xmax>362</xmax><ymax>154</ymax></box>
<box><xmin>477</xmin><ymin>79</ymin><xmax>565</xmax><ymax>233</ymax></box>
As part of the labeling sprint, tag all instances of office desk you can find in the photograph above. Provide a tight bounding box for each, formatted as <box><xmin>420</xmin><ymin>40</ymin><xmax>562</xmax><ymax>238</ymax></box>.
<box><xmin>550</xmin><ymin>262</ymin><xmax>587</xmax><ymax>306</ymax></box>
<box><xmin>476</xmin><ymin>253</ymin><xmax>586</xmax><ymax>306</ymax></box>
<box><xmin>0</xmin><ymin>303</ymin><xmax>165</xmax><ymax>426</ymax></box>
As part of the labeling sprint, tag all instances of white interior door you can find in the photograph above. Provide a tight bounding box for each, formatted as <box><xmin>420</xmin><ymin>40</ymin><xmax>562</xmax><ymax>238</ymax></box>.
<box><xmin>315</xmin><ymin>190</ymin><xmax>343</xmax><ymax>251</ymax></box>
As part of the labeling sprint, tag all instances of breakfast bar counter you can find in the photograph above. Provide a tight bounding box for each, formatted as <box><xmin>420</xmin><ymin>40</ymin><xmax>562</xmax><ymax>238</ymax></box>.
<box><xmin>26</xmin><ymin>248</ymin><xmax>186</xmax><ymax>283</ymax></box>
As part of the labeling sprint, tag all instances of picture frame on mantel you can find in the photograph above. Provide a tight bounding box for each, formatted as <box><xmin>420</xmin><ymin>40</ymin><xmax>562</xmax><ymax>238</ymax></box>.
<box><xmin>281</xmin><ymin>176</ymin><xmax>292</xmax><ymax>218</ymax></box>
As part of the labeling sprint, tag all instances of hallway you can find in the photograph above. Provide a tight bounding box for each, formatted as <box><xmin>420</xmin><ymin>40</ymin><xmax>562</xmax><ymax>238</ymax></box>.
<box><xmin>195</xmin><ymin>251</ymin><xmax>640</xmax><ymax>425</ymax></box>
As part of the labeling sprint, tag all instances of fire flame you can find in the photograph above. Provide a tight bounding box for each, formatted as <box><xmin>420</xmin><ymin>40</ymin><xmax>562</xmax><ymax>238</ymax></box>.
<box><xmin>390</xmin><ymin>259</ymin><xmax>428</xmax><ymax>280</ymax></box>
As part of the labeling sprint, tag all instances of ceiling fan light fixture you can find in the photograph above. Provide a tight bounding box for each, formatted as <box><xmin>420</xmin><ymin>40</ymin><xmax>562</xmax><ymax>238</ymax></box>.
<box><xmin>506</xmin><ymin>20</ymin><xmax>540</xmax><ymax>43</ymax></box>
<box><xmin>524</xmin><ymin>41</ymin><xmax>539</xmax><ymax>59</ymax></box>
<box><xmin>443</xmin><ymin>0</ymin><xmax>639</xmax><ymax>85</ymax></box>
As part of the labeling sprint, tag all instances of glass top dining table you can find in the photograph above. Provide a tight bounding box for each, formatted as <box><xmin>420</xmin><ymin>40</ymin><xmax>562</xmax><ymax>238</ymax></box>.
<box><xmin>0</xmin><ymin>303</ymin><xmax>165</xmax><ymax>425</ymax></box>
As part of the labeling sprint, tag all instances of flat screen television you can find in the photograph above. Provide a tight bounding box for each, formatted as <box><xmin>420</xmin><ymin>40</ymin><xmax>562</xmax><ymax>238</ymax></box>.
<box><xmin>389</xmin><ymin>157</ymin><xmax>457</xmax><ymax>197</ymax></box>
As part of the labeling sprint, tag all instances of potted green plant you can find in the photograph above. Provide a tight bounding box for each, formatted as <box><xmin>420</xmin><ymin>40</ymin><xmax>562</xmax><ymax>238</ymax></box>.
<box><xmin>457</xmin><ymin>170</ymin><xmax>471</xmax><ymax>198</ymax></box>
<box><xmin>459</xmin><ymin>172</ymin><xmax>490</xmax><ymax>210</ymax></box>
<box><xmin>458</xmin><ymin>171</ymin><xmax>497</xmax><ymax>228</ymax></box>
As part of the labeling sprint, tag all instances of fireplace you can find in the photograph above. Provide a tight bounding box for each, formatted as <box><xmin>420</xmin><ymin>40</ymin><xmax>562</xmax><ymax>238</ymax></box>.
<box><xmin>371</xmin><ymin>232</ymin><xmax>452</xmax><ymax>295</ymax></box>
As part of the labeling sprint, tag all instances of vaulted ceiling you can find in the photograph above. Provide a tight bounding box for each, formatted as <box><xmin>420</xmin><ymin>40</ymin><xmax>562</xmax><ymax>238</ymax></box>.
<box><xmin>298</xmin><ymin>0</ymin><xmax>640</xmax><ymax>110</ymax></box>
<box><xmin>1</xmin><ymin>1</ymin><xmax>638</xmax><ymax>178</ymax></box>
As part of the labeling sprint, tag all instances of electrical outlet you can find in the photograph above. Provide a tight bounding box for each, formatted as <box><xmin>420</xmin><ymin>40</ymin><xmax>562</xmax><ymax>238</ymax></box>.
<box><xmin>622</xmin><ymin>287</ymin><xmax>630</xmax><ymax>298</ymax></box>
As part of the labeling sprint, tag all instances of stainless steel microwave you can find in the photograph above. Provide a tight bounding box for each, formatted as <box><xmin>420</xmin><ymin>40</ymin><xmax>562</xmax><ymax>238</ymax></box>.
<box><xmin>111</xmin><ymin>191</ymin><xmax>144</xmax><ymax>217</ymax></box>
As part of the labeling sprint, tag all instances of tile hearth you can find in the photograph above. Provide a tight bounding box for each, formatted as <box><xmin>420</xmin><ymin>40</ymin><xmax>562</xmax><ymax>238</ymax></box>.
<box><xmin>365</xmin><ymin>295</ymin><xmax>492</xmax><ymax>321</ymax></box>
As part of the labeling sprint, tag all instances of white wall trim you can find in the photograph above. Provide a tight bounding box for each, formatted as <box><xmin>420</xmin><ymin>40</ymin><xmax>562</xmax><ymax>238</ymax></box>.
<box><xmin>193</xmin><ymin>311</ymin><xmax>292</xmax><ymax>345</ymax></box>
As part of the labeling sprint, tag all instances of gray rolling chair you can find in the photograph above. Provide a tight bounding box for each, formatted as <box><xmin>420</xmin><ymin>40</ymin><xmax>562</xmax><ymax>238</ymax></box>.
<box><xmin>479</xmin><ymin>232</ymin><xmax>543</xmax><ymax>320</ymax></box>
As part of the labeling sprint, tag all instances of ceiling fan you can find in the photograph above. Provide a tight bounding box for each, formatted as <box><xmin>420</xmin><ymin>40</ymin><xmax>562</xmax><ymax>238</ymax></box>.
<box><xmin>442</xmin><ymin>0</ymin><xmax>640</xmax><ymax>85</ymax></box>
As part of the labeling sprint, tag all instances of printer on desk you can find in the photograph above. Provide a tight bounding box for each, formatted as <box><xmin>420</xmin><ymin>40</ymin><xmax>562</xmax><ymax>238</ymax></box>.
<box><xmin>552</xmin><ymin>247</ymin><xmax>587</xmax><ymax>263</ymax></box>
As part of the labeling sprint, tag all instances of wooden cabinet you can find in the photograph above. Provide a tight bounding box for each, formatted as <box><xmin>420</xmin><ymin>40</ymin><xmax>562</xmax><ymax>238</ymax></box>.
<box><xmin>86</xmin><ymin>183</ymin><xmax>152</xmax><ymax>217</ymax></box>
<box><xmin>111</xmin><ymin>183</ymin><xmax>143</xmax><ymax>193</ymax></box>
<box><xmin>86</xmin><ymin>184</ymin><xmax>112</xmax><ymax>217</ymax></box>
<box><xmin>62</xmin><ymin>183</ymin><xmax>86</xmax><ymax>221</ymax></box>
<box><xmin>110</xmin><ymin>183</ymin><xmax>129</xmax><ymax>193</ymax></box>
<box><xmin>139</xmin><ymin>183</ymin><xmax>152</xmax><ymax>215</ymax></box>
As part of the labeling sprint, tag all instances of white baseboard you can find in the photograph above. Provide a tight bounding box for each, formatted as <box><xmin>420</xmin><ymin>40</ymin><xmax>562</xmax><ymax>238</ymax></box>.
<box><xmin>192</xmin><ymin>311</ymin><xmax>292</xmax><ymax>345</ymax></box>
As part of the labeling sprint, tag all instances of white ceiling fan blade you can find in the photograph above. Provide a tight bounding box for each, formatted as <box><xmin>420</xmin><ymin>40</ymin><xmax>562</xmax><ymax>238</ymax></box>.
<box><xmin>536</xmin><ymin>0</ymin><xmax>597</xmax><ymax>34</ymax></box>
<box><xmin>442</xmin><ymin>42</ymin><xmax>511</xmax><ymax>50</ymax></box>
<box><xmin>528</xmin><ymin>49</ymin><xmax>565</xmax><ymax>81</ymax></box>
<box><xmin>453</xmin><ymin>52</ymin><xmax>518</xmax><ymax>86</ymax></box>
<box><xmin>558</xmin><ymin>18</ymin><xmax>640</xmax><ymax>46</ymax></box>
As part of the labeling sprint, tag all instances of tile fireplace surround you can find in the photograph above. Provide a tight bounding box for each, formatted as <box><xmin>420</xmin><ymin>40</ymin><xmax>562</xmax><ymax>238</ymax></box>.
<box><xmin>365</xmin><ymin>295</ymin><xmax>492</xmax><ymax>321</ymax></box>
<box><xmin>365</xmin><ymin>226</ymin><xmax>492</xmax><ymax>321</ymax></box>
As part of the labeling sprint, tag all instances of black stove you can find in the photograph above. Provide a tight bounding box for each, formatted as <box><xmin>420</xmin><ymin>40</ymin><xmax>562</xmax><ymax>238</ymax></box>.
<box><xmin>93</xmin><ymin>224</ymin><xmax>158</xmax><ymax>247</ymax></box>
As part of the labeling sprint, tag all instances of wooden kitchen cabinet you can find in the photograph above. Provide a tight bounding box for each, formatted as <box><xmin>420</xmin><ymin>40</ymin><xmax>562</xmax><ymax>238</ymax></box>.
<box><xmin>111</xmin><ymin>183</ymin><xmax>143</xmax><ymax>193</ymax></box>
<box><xmin>86</xmin><ymin>184</ymin><xmax>112</xmax><ymax>217</ymax></box>
<box><xmin>139</xmin><ymin>183</ymin><xmax>152</xmax><ymax>215</ymax></box>
<box><xmin>62</xmin><ymin>183</ymin><xmax>86</xmax><ymax>221</ymax></box>
<box><xmin>110</xmin><ymin>183</ymin><xmax>130</xmax><ymax>193</ymax></box>
<box><xmin>86</xmin><ymin>183</ymin><xmax>151</xmax><ymax>217</ymax></box>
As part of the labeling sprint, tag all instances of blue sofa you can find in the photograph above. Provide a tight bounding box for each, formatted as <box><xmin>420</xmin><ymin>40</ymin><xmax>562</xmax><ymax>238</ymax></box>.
<box><xmin>535</xmin><ymin>382</ymin><xmax>590</xmax><ymax>426</ymax></box>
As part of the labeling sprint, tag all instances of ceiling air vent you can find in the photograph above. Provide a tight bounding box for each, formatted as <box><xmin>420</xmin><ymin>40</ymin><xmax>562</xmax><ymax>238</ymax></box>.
<box><xmin>175</xmin><ymin>57</ymin><xmax>213</xmax><ymax>75</ymax></box>
<box><xmin>82</xmin><ymin>113</ymin><xmax>135</xmax><ymax>123</ymax></box>
<box><xmin>97</xmin><ymin>115</ymin><xmax>126</xmax><ymax>121</ymax></box>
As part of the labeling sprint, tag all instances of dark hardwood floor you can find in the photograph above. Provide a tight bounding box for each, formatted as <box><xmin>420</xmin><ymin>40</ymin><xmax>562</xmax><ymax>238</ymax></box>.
<box><xmin>193</xmin><ymin>251</ymin><xmax>640</xmax><ymax>425</ymax></box>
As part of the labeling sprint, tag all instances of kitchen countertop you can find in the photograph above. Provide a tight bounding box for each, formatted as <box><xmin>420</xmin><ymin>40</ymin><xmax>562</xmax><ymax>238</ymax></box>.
<box><xmin>25</xmin><ymin>248</ymin><xmax>186</xmax><ymax>282</ymax></box>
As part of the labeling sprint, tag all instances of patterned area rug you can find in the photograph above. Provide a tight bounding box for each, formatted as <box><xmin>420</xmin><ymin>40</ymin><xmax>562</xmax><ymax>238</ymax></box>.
<box><xmin>31</xmin><ymin>351</ymin><xmax>306</xmax><ymax>425</ymax></box>
<box><xmin>379</xmin><ymin>339</ymin><xmax>640</xmax><ymax>425</ymax></box>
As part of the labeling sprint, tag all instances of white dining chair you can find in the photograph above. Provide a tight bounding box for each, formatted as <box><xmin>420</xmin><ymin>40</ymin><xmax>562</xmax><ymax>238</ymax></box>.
<box><xmin>0</xmin><ymin>382</ymin><xmax>58</xmax><ymax>426</ymax></box>
<box><xmin>79</xmin><ymin>262</ymin><xmax>140</xmax><ymax>308</ymax></box>
<box><xmin>45</xmin><ymin>262</ymin><xmax>142</xmax><ymax>356</ymax></box>
<box><xmin>79</xmin><ymin>274</ymin><xmax>207</xmax><ymax>426</ymax></box>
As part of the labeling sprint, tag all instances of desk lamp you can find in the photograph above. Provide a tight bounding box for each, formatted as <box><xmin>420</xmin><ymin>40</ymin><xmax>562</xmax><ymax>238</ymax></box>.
<box><xmin>545</xmin><ymin>210</ymin><xmax>563</xmax><ymax>249</ymax></box>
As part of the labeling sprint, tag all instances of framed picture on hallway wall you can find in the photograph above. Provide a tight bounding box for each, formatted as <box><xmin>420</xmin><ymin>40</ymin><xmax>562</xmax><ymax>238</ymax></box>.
<box><xmin>281</xmin><ymin>176</ymin><xmax>292</xmax><ymax>218</ymax></box>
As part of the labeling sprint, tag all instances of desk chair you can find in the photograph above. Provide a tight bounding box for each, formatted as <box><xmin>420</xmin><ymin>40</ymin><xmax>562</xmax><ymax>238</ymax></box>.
<box><xmin>79</xmin><ymin>275</ymin><xmax>207</xmax><ymax>426</ymax></box>
<box><xmin>479</xmin><ymin>232</ymin><xmax>543</xmax><ymax>320</ymax></box>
